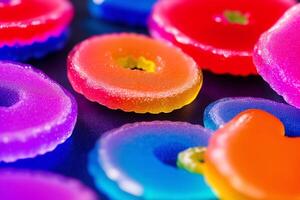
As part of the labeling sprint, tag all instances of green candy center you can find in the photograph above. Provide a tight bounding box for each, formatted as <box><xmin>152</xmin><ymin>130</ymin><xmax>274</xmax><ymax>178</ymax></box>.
<box><xmin>223</xmin><ymin>10</ymin><xmax>249</xmax><ymax>25</ymax></box>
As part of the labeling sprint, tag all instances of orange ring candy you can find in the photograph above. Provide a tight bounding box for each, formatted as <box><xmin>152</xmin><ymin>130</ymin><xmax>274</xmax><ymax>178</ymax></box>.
<box><xmin>67</xmin><ymin>33</ymin><xmax>202</xmax><ymax>113</ymax></box>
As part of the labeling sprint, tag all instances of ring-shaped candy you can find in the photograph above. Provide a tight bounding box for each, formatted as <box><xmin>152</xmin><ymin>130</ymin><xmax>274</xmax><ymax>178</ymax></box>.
<box><xmin>149</xmin><ymin>0</ymin><xmax>295</xmax><ymax>75</ymax></box>
<box><xmin>204</xmin><ymin>97</ymin><xmax>300</xmax><ymax>137</ymax></box>
<box><xmin>88</xmin><ymin>0</ymin><xmax>156</xmax><ymax>26</ymax></box>
<box><xmin>177</xmin><ymin>147</ymin><xmax>206</xmax><ymax>175</ymax></box>
<box><xmin>0</xmin><ymin>61</ymin><xmax>77</xmax><ymax>162</ymax></box>
<box><xmin>68</xmin><ymin>33</ymin><xmax>202</xmax><ymax>114</ymax></box>
<box><xmin>0</xmin><ymin>170</ymin><xmax>97</xmax><ymax>200</ymax></box>
<box><xmin>88</xmin><ymin>121</ymin><xmax>215</xmax><ymax>199</ymax></box>
<box><xmin>0</xmin><ymin>0</ymin><xmax>74</xmax><ymax>61</ymax></box>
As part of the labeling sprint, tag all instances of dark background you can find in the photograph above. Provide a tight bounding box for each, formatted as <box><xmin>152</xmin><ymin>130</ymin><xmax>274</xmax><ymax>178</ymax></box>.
<box><xmin>0</xmin><ymin>0</ymin><xmax>287</xmax><ymax>199</ymax></box>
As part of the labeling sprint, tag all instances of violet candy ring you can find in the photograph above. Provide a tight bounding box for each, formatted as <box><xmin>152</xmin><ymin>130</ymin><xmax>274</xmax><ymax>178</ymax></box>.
<box><xmin>0</xmin><ymin>61</ymin><xmax>77</xmax><ymax>162</ymax></box>
<box><xmin>0</xmin><ymin>170</ymin><xmax>97</xmax><ymax>200</ymax></box>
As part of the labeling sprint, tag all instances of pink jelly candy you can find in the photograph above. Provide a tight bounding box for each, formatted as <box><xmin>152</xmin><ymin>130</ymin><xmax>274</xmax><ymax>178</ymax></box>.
<box><xmin>254</xmin><ymin>4</ymin><xmax>300</xmax><ymax>108</ymax></box>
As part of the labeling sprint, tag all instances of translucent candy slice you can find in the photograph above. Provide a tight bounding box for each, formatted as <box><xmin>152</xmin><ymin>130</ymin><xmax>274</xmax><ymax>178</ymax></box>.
<box><xmin>149</xmin><ymin>0</ymin><xmax>295</xmax><ymax>75</ymax></box>
<box><xmin>0</xmin><ymin>0</ymin><xmax>74</xmax><ymax>60</ymax></box>
<box><xmin>88</xmin><ymin>121</ymin><xmax>215</xmax><ymax>199</ymax></box>
<box><xmin>204</xmin><ymin>97</ymin><xmax>300</xmax><ymax>137</ymax></box>
<box><xmin>254</xmin><ymin>4</ymin><xmax>300</xmax><ymax>108</ymax></box>
<box><xmin>88</xmin><ymin>0</ymin><xmax>156</xmax><ymax>26</ymax></box>
<box><xmin>205</xmin><ymin>109</ymin><xmax>300</xmax><ymax>199</ymax></box>
<box><xmin>0</xmin><ymin>30</ymin><xmax>68</xmax><ymax>61</ymax></box>
<box><xmin>68</xmin><ymin>33</ymin><xmax>202</xmax><ymax>113</ymax></box>
<box><xmin>0</xmin><ymin>61</ymin><xmax>77</xmax><ymax>162</ymax></box>
<box><xmin>0</xmin><ymin>170</ymin><xmax>97</xmax><ymax>200</ymax></box>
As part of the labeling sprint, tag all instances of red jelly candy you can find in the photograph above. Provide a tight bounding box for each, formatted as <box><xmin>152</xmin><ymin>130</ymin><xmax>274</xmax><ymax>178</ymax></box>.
<box><xmin>149</xmin><ymin>0</ymin><xmax>295</xmax><ymax>76</ymax></box>
<box><xmin>0</xmin><ymin>0</ymin><xmax>73</xmax><ymax>45</ymax></box>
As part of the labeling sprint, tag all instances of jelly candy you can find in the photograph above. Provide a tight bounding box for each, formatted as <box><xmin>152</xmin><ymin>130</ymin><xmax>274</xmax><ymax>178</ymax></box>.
<box><xmin>0</xmin><ymin>170</ymin><xmax>97</xmax><ymax>200</ymax></box>
<box><xmin>204</xmin><ymin>97</ymin><xmax>300</xmax><ymax>137</ymax></box>
<box><xmin>88</xmin><ymin>0</ymin><xmax>156</xmax><ymax>26</ymax></box>
<box><xmin>205</xmin><ymin>109</ymin><xmax>300</xmax><ymax>199</ymax></box>
<box><xmin>254</xmin><ymin>4</ymin><xmax>300</xmax><ymax>108</ymax></box>
<box><xmin>0</xmin><ymin>61</ymin><xmax>77</xmax><ymax>162</ymax></box>
<box><xmin>149</xmin><ymin>0</ymin><xmax>295</xmax><ymax>75</ymax></box>
<box><xmin>68</xmin><ymin>33</ymin><xmax>202</xmax><ymax>113</ymax></box>
<box><xmin>0</xmin><ymin>0</ymin><xmax>74</xmax><ymax>61</ymax></box>
<box><xmin>88</xmin><ymin>121</ymin><xmax>215</xmax><ymax>199</ymax></box>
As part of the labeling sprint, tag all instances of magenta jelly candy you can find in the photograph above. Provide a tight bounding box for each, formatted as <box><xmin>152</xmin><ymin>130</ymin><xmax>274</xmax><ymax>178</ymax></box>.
<box><xmin>0</xmin><ymin>170</ymin><xmax>97</xmax><ymax>200</ymax></box>
<box><xmin>0</xmin><ymin>61</ymin><xmax>77</xmax><ymax>162</ymax></box>
<box><xmin>254</xmin><ymin>4</ymin><xmax>300</xmax><ymax>108</ymax></box>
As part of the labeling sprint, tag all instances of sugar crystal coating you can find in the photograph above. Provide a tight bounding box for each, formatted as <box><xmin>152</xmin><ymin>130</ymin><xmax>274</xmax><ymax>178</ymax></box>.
<box><xmin>0</xmin><ymin>61</ymin><xmax>77</xmax><ymax>162</ymax></box>
<box><xmin>89</xmin><ymin>121</ymin><xmax>216</xmax><ymax>199</ymax></box>
<box><xmin>0</xmin><ymin>31</ymin><xmax>69</xmax><ymax>61</ymax></box>
<box><xmin>68</xmin><ymin>33</ymin><xmax>202</xmax><ymax>114</ymax></box>
<box><xmin>0</xmin><ymin>170</ymin><xmax>97</xmax><ymax>200</ymax></box>
<box><xmin>0</xmin><ymin>0</ymin><xmax>74</xmax><ymax>60</ymax></box>
<box><xmin>204</xmin><ymin>97</ymin><xmax>300</xmax><ymax>137</ymax></box>
<box><xmin>254</xmin><ymin>4</ymin><xmax>300</xmax><ymax>108</ymax></box>
<box><xmin>149</xmin><ymin>0</ymin><xmax>295</xmax><ymax>76</ymax></box>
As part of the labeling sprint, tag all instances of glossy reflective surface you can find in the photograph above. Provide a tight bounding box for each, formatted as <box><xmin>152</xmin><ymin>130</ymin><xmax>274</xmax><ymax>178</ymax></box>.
<box><xmin>89</xmin><ymin>121</ymin><xmax>215</xmax><ymax>199</ymax></box>
<box><xmin>0</xmin><ymin>0</ymin><xmax>294</xmax><ymax>199</ymax></box>
<box><xmin>204</xmin><ymin>97</ymin><xmax>300</xmax><ymax>137</ymax></box>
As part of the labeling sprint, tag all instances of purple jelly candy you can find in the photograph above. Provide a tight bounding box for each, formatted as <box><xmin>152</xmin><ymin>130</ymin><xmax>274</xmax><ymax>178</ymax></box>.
<box><xmin>0</xmin><ymin>170</ymin><xmax>97</xmax><ymax>200</ymax></box>
<box><xmin>0</xmin><ymin>61</ymin><xmax>77</xmax><ymax>162</ymax></box>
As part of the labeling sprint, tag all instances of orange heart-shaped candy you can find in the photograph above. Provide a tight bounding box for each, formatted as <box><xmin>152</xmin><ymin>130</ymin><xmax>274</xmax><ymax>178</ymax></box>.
<box><xmin>205</xmin><ymin>109</ymin><xmax>300</xmax><ymax>199</ymax></box>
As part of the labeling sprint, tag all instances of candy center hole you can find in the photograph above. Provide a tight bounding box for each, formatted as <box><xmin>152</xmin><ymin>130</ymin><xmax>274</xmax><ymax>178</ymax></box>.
<box><xmin>223</xmin><ymin>10</ymin><xmax>249</xmax><ymax>25</ymax></box>
<box><xmin>154</xmin><ymin>143</ymin><xmax>189</xmax><ymax>168</ymax></box>
<box><xmin>0</xmin><ymin>86</ymin><xmax>19</xmax><ymax>107</ymax></box>
<box><xmin>117</xmin><ymin>56</ymin><xmax>156</xmax><ymax>72</ymax></box>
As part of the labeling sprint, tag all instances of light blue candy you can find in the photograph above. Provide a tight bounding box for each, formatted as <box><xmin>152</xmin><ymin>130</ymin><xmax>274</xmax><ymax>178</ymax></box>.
<box><xmin>204</xmin><ymin>97</ymin><xmax>300</xmax><ymax>137</ymax></box>
<box><xmin>88</xmin><ymin>121</ymin><xmax>216</xmax><ymax>199</ymax></box>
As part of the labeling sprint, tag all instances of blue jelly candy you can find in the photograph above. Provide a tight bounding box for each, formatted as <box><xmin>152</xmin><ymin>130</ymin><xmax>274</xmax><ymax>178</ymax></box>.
<box><xmin>0</xmin><ymin>31</ymin><xmax>68</xmax><ymax>61</ymax></box>
<box><xmin>204</xmin><ymin>97</ymin><xmax>300</xmax><ymax>137</ymax></box>
<box><xmin>88</xmin><ymin>121</ymin><xmax>216</xmax><ymax>199</ymax></box>
<box><xmin>88</xmin><ymin>0</ymin><xmax>157</xmax><ymax>26</ymax></box>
